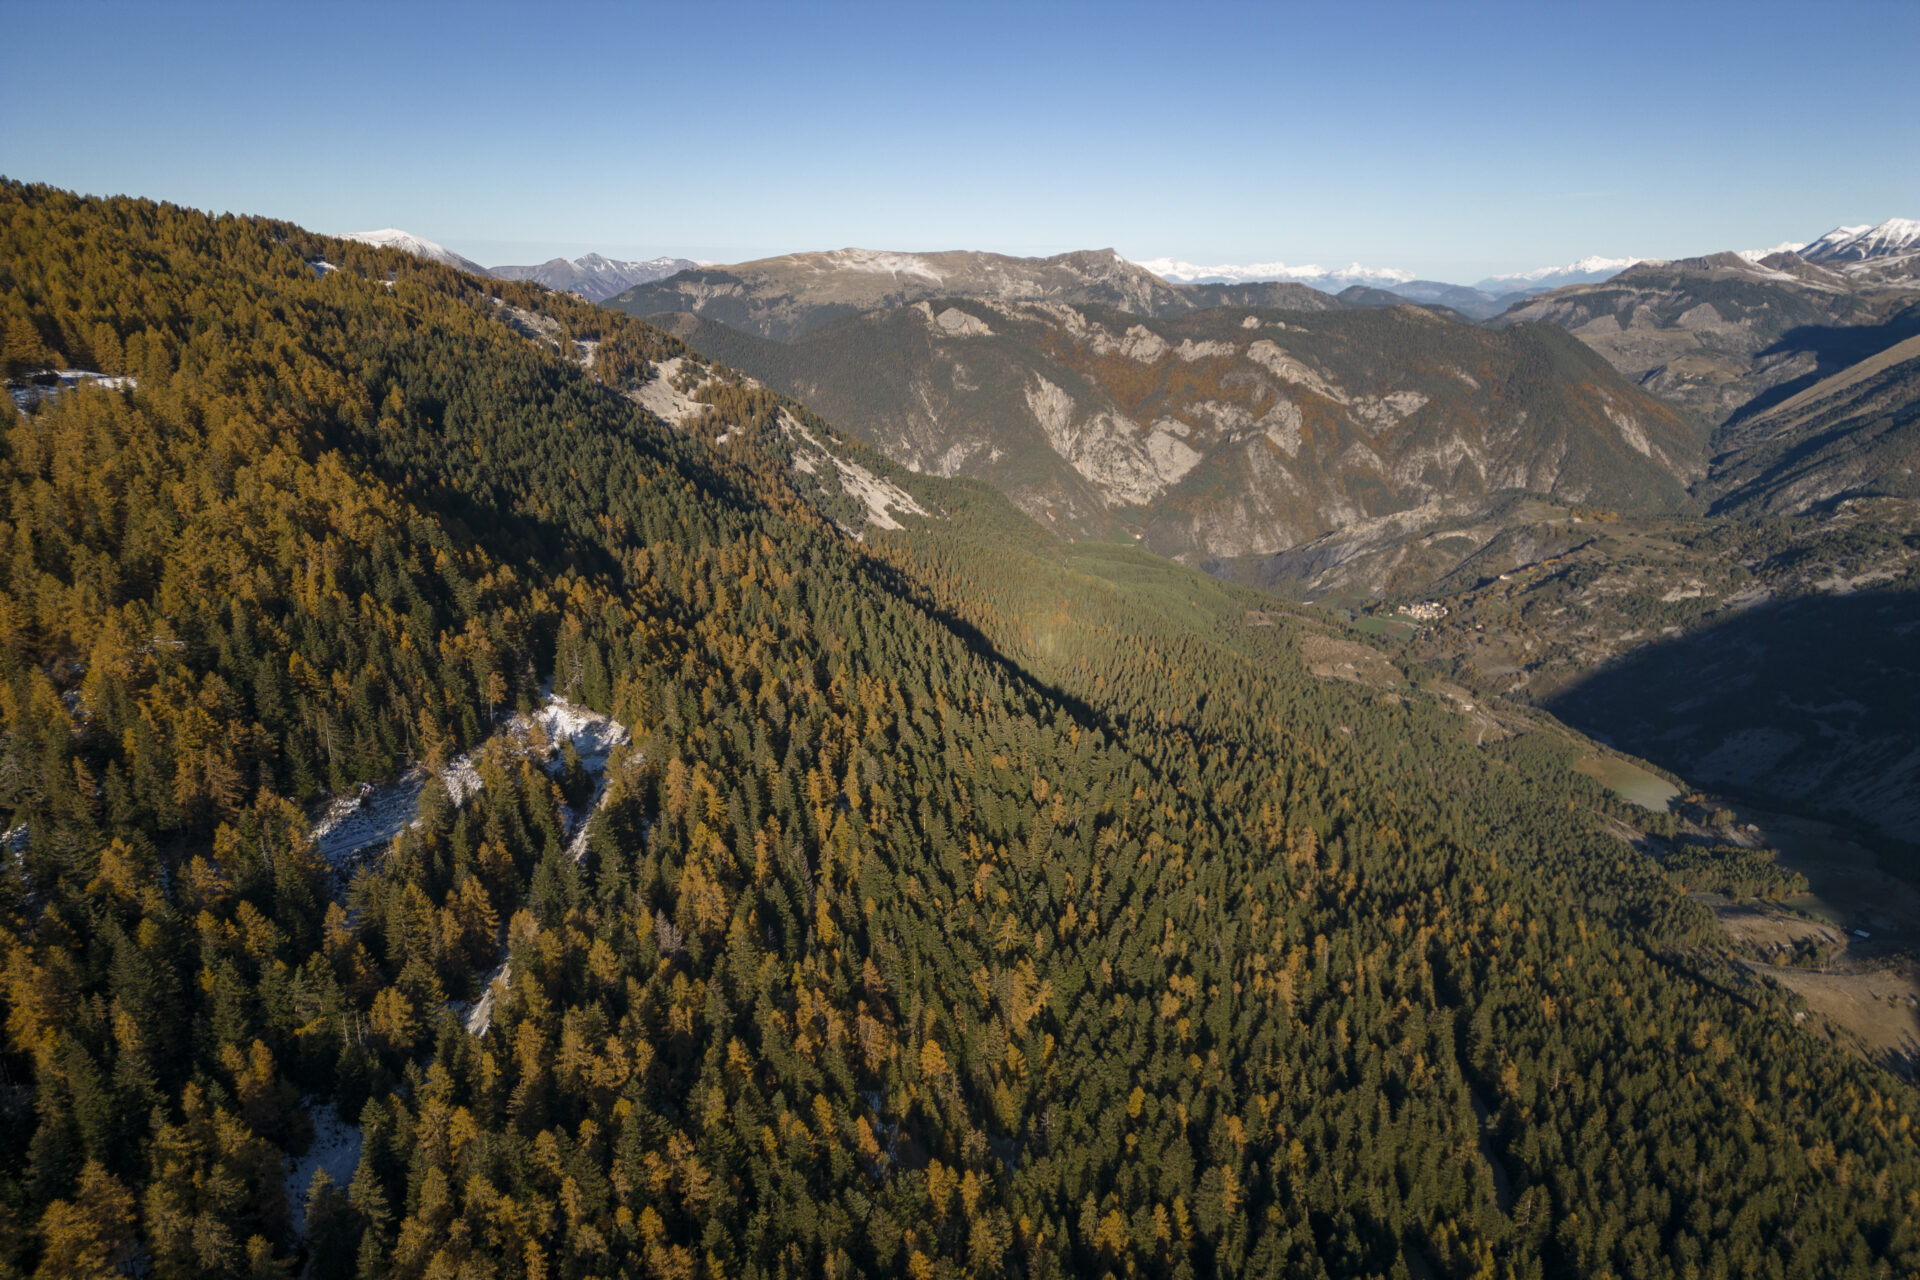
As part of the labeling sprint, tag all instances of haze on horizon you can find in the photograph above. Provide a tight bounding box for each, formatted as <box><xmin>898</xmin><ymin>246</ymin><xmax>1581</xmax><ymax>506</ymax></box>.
<box><xmin>2</xmin><ymin>0</ymin><xmax>1916</xmax><ymax>282</ymax></box>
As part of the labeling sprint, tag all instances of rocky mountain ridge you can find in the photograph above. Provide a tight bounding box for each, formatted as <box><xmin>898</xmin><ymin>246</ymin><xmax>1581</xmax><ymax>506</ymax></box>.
<box><xmin>605</xmin><ymin>247</ymin><xmax>1340</xmax><ymax>340</ymax></box>
<box><xmin>660</xmin><ymin>298</ymin><xmax>1702</xmax><ymax>562</ymax></box>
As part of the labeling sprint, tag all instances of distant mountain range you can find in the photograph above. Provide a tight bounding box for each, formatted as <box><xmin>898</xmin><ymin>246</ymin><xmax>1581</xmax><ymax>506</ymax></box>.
<box><xmin>602</xmin><ymin>247</ymin><xmax>1339</xmax><ymax>341</ymax></box>
<box><xmin>489</xmin><ymin>253</ymin><xmax>705</xmax><ymax>302</ymax></box>
<box><xmin>1497</xmin><ymin>232</ymin><xmax>1920</xmax><ymax>427</ymax></box>
<box><xmin>1133</xmin><ymin>220</ymin><xmax>1920</xmax><ymax>318</ymax></box>
<box><xmin>339</xmin><ymin>229</ymin><xmax>703</xmax><ymax>301</ymax></box>
<box><xmin>1136</xmin><ymin>256</ymin><xmax>1417</xmax><ymax>290</ymax></box>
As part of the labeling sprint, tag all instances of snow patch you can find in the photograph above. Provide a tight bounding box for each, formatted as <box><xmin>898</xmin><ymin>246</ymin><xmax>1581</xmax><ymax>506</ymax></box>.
<box><xmin>10</xmin><ymin>370</ymin><xmax>138</xmax><ymax>416</ymax></box>
<box><xmin>1477</xmin><ymin>254</ymin><xmax>1642</xmax><ymax>289</ymax></box>
<box><xmin>340</xmin><ymin>228</ymin><xmax>486</xmax><ymax>274</ymax></box>
<box><xmin>286</xmin><ymin>1100</ymin><xmax>362</xmax><ymax>1234</ymax></box>
<box><xmin>1801</xmin><ymin>218</ymin><xmax>1919</xmax><ymax>263</ymax></box>
<box><xmin>308</xmin><ymin>694</ymin><xmax>629</xmax><ymax>877</ymax></box>
<box><xmin>1736</xmin><ymin>240</ymin><xmax>1807</xmax><ymax>263</ymax></box>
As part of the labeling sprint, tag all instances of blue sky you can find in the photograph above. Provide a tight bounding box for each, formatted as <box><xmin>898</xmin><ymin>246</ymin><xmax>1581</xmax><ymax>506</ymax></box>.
<box><xmin>4</xmin><ymin>0</ymin><xmax>1916</xmax><ymax>281</ymax></box>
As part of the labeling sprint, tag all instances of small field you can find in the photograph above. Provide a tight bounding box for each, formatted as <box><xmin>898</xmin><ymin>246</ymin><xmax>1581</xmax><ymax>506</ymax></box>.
<box><xmin>1352</xmin><ymin>615</ymin><xmax>1417</xmax><ymax>640</ymax></box>
<box><xmin>1573</xmin><ymin>754</ymin><xmax>1680</xmax><ymax>811</ymax></box>
<box><xmin>1760</xmin><ymin>963</ymin><xmax>1920</xmax><ymax>1066</ymax></box>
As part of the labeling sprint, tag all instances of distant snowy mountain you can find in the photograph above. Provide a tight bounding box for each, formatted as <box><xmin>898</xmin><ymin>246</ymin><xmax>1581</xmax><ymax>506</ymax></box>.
<box><xmin>1474</xmin><ymin>255</ymin><xmax>1642</xmax><ymax>293</ymax></box>
<box><xmin>489</xmin><ymin>253</ymin><xmax>705</xmax><ymax>303</ymax></box>
<box><xmin>1730</xmin><ymin>240</ymin><xmax>1805</xmax><ymax>263</ymax></box>
<box><xmin>1135</xmin><ymin>256</ymin><xmax>1416</xmax><ymax>292</ymax></box>
<box><xmin>340</xmin><ymin>228</ymin><xmax>490</xmax><ymax>276</ymax></box>
<box><xmin>1799</xmin><ymin>218</ymin><xmax>1920</xmax><ymax>265</ymax></box>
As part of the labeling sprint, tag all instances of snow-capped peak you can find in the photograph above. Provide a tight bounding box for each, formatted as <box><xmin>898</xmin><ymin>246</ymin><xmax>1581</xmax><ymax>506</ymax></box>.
<box><xmin>340</xmin><ymin>228</ymin><xmax>488</xmax><ymax>275</ymax></box>
<box><xmin>1799</xmin><ymin>218</ymin><xmax>1920</xmax><ymax>263</ymax></box>
<box><xmin>1135</xmin><ymin>257</ymin><xmax>1416</xmax><ymax>289</ymax></box>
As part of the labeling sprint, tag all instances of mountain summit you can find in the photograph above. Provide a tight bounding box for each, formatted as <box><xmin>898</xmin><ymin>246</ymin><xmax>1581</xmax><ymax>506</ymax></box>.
<box><xmin>1799</xmin><ymin>217</ymin><xmax>1920</xmax><ymax>266</ymax></box>
<box><xmin>339</xmin><ymin>227</ymin><xmax>489</xmax><ymax>275</ymax></box>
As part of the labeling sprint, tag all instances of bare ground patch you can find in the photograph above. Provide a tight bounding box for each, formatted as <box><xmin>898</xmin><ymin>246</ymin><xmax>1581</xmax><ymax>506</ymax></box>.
<box><xmin>1300</xmin><ymin>633</ymin><xmax>1402</xmax><ymax>686</ymax></box>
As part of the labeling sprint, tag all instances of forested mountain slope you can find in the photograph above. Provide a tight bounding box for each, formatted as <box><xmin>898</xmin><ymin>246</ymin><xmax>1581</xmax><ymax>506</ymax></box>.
<box><xmin>660</xmin><ymin>300</ymin><xmax>1701</xmax><ymax>561</ymax></box>
<box><xmin>1</xmin><ymin>182</ymin><xmax>1917</xmax><ymax>1280</ymax></box>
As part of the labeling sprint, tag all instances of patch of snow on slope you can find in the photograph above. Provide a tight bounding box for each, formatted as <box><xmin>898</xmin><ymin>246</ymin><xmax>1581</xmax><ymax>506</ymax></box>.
<box><xmin>11</xmin><ymin>370</ymin><xmax>139</xmax><ymax>415</ymax></box>
<box><xmin>340</xmin><ymin>228</ymin><xmax>487</xmax><ymax>274</ymax></box>
<box><xmin>309</xmin><ymin>694</ymin><xmax>629</xmax><ymax>876</ymax></box>
<box><xmin>286</xmin><ymin>1100</ymin><xmax>362</xmax><ymax>1234</ymax></box>
<box><xmin>1799</xmin><ymin>224</ymin><xmax>1875</xmax><ymax>260</ymax></box>
<box><xmin>1800</xmin><ymin>218</ymin><xmax>1920</xmax><ymax>266</ymax></box>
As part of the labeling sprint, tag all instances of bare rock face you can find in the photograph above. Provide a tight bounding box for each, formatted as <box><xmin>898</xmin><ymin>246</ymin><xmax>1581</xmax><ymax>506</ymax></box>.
<box><xmin>664</xmin><ymin>300</ymin><xmax>1703</xmax><ymax>561</ymax></box>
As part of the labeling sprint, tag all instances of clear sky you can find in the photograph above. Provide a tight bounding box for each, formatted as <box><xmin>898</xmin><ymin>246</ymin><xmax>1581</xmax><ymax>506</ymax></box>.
<box><xmin>4</xmin><ymin>0</ymin><xmax>1916</xmax><ymax>282</ymax></box>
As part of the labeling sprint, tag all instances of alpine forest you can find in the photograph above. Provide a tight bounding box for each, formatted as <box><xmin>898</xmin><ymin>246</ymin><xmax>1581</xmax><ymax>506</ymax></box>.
<box><xmin>1</xmin><ymin>181</ymin><xmax>1916</xmax><ymax>1280</ymax></box>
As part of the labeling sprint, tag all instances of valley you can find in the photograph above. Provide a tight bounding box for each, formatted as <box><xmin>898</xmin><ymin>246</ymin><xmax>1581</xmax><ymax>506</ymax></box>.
<box><xmin>611</xmin><ymin>222</ymin><xmax>1919</xmax><ymax>861</ymax></box>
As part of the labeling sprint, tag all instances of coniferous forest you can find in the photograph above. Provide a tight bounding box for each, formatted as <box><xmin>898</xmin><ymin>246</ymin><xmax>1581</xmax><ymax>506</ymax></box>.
<box><xmin>1</xmin><ymin>181</ymin><xmax>1916</xmax><ymax>1279</ymax></box>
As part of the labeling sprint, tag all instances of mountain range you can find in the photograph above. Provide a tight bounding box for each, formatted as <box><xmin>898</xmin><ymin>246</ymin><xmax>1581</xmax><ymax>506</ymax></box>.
<box><xmin>1496</xmin><ymin>234</ymin><xmax>1920</xmax><ymax>427</ymax></box>
<box><xmin>603</xmin><ymin>247</ymin><xmax>1338</xmax><ymax>341</ymax></box>
<box><xmin>341</xmin><ymin>228</ymin><xmax>702</xmax><ymax>302</ymax></box>
<box><xmin>488</xmin><ymin>252</ymin><xmax>705</xmax><ymax>302</ymax></box>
